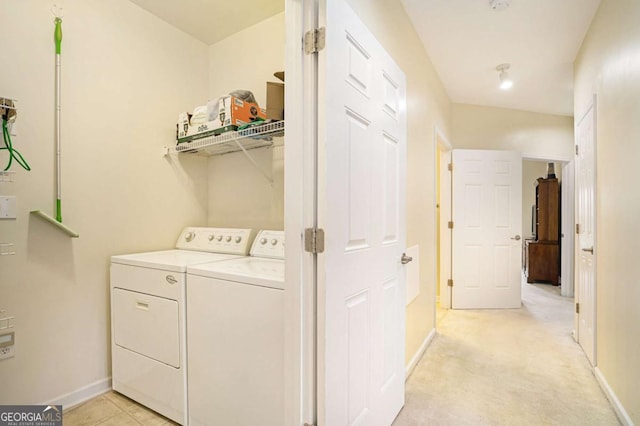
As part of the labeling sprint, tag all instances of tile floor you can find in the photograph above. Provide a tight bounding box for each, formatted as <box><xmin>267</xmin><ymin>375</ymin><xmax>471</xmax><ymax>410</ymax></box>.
<box><xmin>63</xmin><ymin>391</ymin><xmax>177</xmax><ymax>426</ymax></box>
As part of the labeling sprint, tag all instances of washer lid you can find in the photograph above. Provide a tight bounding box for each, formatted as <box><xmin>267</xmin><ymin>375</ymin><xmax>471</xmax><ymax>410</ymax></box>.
<box><xmin>111</xmin><ymin>249</ymin><xmax>242</xmax><ymax>273</ymax></box>
<box><xmin>188</xmin><ymin>257</ymin><xmax>285</xmax><ymax>289</ymax></box>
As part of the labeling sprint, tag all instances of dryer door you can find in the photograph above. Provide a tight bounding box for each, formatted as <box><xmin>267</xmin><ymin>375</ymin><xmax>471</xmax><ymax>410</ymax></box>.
<box><xmin>113</xmin><ymin>288</ymin><xmax>180</xmax><ymax>367</ymax></box>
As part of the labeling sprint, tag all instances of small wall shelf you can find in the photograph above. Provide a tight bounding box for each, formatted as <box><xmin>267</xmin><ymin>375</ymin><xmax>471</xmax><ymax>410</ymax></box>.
<box><xmin>30</xmin><ymin>210</ymin><xmax>79</xmax><ymax>238</ymax></box>
<box><xmin>164</xmin><ymin>120</ymin><xmax>284</xmax><ymax>157</ymax></box>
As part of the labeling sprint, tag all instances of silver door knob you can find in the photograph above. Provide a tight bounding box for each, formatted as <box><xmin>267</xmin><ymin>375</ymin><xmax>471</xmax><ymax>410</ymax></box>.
<box><xmin>511</xmin><ymin>235</ymin><xmax>521</xmax><ymax>241</ymax></box>
<box><xmin>401</xmin><ymin>253</ymin><xmax>413</xmax><ymax>265</ymax></box>
<box><xmin>581</xmin><ymin>246</ymin><xmax>594</xmax><ymax>254</ymax></box>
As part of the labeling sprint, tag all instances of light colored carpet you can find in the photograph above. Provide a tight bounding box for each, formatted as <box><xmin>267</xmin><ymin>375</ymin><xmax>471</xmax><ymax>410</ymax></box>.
<box><xmin>394</xmin><ymin>282</ymin><xmax>620</xmax><ymax>426</ymax></box>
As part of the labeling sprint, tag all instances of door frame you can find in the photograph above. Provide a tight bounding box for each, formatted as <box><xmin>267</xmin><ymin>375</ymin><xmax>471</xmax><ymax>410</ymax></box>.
<box><xmin>435</xmin><ymin>127</ymin><xmax>452</xmax><ymax>310</ymax></box>
<box><xmin>284</xmin><ymin>1</ymin><xmax>317</xmax><ymax>425</ymax></box>
<box><xmin>521</xmin><ymin>153</ymin><xmax>575</xmax><ymax>300</ymax></box>
<box><xmin>560</xmin><ymin>161</ymin><xmax>575</xmax><ymax>298</ymax></box>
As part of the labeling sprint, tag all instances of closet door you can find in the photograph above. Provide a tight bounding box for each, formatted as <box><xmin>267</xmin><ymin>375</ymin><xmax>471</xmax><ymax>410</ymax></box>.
<box><xmin>317</xmin><ymin>0</ymin><xmax>408</xmax><ymax>424</ymax></box>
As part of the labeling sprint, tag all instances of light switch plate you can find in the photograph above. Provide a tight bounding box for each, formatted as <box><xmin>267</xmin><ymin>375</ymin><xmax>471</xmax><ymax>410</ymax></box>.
<box><xmin>0</xmin><ymin>196</ymin><xmax>16</xmax><ymax>219</ymax></box>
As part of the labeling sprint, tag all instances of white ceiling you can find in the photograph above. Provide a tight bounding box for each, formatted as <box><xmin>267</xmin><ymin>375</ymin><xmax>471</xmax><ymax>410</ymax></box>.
<box><xmin>128</xmin><ymin>0</ymin><xmax>283</xmax><ymax>45</ymax></box>
<box><xmin>128</xmin><ymin>0</ymin><xmax>599</xmax><ymax>117</ymax></box>
<box><xmin>400</xmin><ymin>0</ymin><xmax>601</xmax><ymax>116</ymax></box>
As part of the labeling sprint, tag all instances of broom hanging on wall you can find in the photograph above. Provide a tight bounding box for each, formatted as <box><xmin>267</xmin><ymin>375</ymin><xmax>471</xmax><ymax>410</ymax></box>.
<box><xmin>31</xmin><ymin>4</ymin><xmax>79</xmax><ymax>238</ymax></box>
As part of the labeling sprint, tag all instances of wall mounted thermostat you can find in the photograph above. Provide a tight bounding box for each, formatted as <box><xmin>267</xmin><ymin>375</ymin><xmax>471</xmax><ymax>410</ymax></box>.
<box><xmin>0</xmin><ymin>331</ymin><xmax>15</xmax><ymax>360</ymax></box>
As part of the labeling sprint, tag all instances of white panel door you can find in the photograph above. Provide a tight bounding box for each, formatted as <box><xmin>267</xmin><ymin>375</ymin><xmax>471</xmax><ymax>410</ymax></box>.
<box><xmin>452</xmin><ymin>149</ymin><xmax>522</xmax><ymax>309</ymax></box>
<box><xmin>576</xmin><ymin>100</ymin><xmax>596</xmax><ymax>365</ymax></box>
<box><xmin>318</xmin><ymin>0</ymin><xmax>407</xmax><ymax>424</ymax></box>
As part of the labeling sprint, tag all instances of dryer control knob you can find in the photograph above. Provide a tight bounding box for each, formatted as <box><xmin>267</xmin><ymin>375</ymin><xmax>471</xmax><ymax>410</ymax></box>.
<box><xmin>226</xmin><ymin>236</ymin><xmax>232</xmax><ymax>242</ymax></box>
<box><xmin>216</xmin><ymin>235</ymin><xmax>223</xmax><ymax>241</ymax></box>
<box><xmin>208</xmin><ymin>235</ymin><xmax>215</xmax><ymax>241</ymax></box>
<box><xmin>235</xmin><ymin>236</ymin><xmax>242</xmax><ymax>243</ymax></box>
<box><xmin>260</xmin><ymin>238</ymin><xmax>267</xmax><ymax>245</ymax></box>
<box><xmin>185</xmin><ymin>232</ymin><xmax>195</xmax><ymax>242</ymax></box>
<box><xmin>271</xmin><ymin>239</ymin><xmax>278</xmax><ymax>246</ymax></box>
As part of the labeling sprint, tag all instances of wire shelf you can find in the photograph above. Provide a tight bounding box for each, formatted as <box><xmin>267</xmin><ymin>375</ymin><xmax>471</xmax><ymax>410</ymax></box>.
<box><xmin>165</xmin><ymin>120</ymin><xmax>284</xmax><ymax>157</ymax></box>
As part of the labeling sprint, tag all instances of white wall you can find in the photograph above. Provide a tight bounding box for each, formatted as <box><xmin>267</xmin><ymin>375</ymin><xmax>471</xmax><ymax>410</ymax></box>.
<box><xmin>0</xmin><ymin>0</ymin><xmax>208</xmax><ymax>404</ymax></box>
<box><xmin>346</xmin><ymin>0</ymin><xmax>452</xmax><ymax>364</ymax></box>
<box><xmin>452</xmin><ymin>104</ymin><xmax>574</xmax><ymax>160</ymax></box>
<box><xmin>207</xmin><ymin>13</ymin><xmax>285</xmax><ymax>230</ymax></box>
<box><xmin>574</xmin><ymin>0</ymin><xmax>640</xmax><ymax>422</ymax></box>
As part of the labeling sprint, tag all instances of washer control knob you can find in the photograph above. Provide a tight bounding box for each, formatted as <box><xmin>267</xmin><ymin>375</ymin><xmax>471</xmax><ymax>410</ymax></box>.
<box><xmin>216</xmin><ymin>235</ymin><xmax>223</xmax><ymax>241</ymax></box>
<box><xmin>271</xmin><ymin>239</ymin><xmax>278</xmax><ymax>246</ymax></box>
<box><xmin>260</xmin><ymin>238</ymin><xmax>267</xmax><ymax>245</ymax></box>
<box><xmin>185</xmin><ymin>232</ymin><xmax>195</xmax><ymax>242</ymax></box>
<box><xmin>208</xmin><ymin>235</ymin><xmax>215</xmax><ymax>241</ymax></box>
<box><xmin>235</xmin><ymin>236</ymin><xmax>242</xmax><ymax>243</ymax></box>
<box><xmin>226</xmin><ymin>236</ymin><xmax>232</xmax><ymax>242</ymax></box>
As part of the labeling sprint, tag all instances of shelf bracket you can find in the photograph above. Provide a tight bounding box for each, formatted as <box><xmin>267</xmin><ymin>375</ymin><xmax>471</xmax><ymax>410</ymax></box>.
<box><xmin>232</xmin><ymin>139</ymin><xmax>274</xmax><ymax>186</ymax></box>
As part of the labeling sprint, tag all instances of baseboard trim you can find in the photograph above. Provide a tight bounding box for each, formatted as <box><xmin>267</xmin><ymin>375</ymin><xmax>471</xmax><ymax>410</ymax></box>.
<box><xmin>405</xmin><ymin>328</ymin><xmax>436</xmax><ymax>379</ymax></box>
<box><xmin>46</xmin><ymin>377</ymin><xmax>112</xmax><ymax>410</ymax></box>
<box><xmin>594</xmin><ymin>367</ymin><xmax>633</xmax><ymax>426</ymax></box>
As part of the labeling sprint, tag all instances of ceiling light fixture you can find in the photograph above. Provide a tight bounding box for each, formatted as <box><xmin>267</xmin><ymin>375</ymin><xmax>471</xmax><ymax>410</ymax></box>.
<box><xmin>496</xmin><ymin>63</ymin><xmax>513</xmax><ymax>90</ymax></box>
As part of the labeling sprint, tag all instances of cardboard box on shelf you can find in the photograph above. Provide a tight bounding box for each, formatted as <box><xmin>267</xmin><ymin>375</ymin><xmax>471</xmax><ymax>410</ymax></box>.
<box><xmin>176</xmin><ymin>95</ymin><xmax>266</xmax><ymax>144</ymax></box>
<box><xmin>217</xmin><ymin>95</ymin><xmax>266</xmax><ymax>128</ymax></box>
<box><xmin>266</xmin><ymin>82</ymin><xmax>284</xmax><ymax>121</ymax></box>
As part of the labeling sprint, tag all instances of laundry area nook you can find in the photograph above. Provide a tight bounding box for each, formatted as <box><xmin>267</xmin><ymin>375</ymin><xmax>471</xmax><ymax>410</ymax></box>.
<box><xmin>1</xmin><ymin>0</ymin><xmax>287</xmax><ymax>424</ymax></box>
<box><xmin>1</xmin><ymin>0</ymin><xmax>639</xmax><ymax>425</ymax></box>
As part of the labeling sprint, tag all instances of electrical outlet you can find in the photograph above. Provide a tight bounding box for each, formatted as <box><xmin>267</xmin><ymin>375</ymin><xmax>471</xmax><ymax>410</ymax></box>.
<box><xmin>0</xmin><ymin>345</ymin><xmax>14</xmax><ymax>360</ymax></box>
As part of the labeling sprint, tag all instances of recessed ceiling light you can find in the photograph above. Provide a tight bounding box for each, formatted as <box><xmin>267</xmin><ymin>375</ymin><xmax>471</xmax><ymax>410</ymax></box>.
<box><xmin>496</xmin><ymin>63</ymin><xmax>513</xmax><ymax>90</ymax></box>
<box><xmin>490</xmin><ymin>0</ymin><xmax>511</xmax><ymax>11</ymax></box>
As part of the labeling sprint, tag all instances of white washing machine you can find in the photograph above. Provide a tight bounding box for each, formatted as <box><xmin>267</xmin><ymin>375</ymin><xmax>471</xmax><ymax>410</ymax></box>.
<box><xmin>110</xmin><ymin>227</ymin><xmax>254</xmax><ymax>425</ymax></box>
<box><xmin>186</xmin><ymin>230</ymin><xmax>285</xmax><ymax>426</ymax></box>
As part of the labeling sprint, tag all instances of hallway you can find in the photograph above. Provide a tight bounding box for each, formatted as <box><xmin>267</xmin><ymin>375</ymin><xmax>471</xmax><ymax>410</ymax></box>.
<box><xmin>394</xmin><ymin>282</ymin><xmax>620</xmax><ymax>425</ymax></box>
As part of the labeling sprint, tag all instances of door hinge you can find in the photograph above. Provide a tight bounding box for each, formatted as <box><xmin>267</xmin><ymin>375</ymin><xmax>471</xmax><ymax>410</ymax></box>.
<box><xmin>576</xmin><ymin>224</ymin><xmax>580</xmax><ymax>234</ymax></box>
<box><xmin>448</xmin><ymin>279</ymin><xmax>454</xmax><ymax>287</ymax></box>
<box><xmin>304</xmin><ymin>228</ymin><xmax>325</xmax><ymax>254</ymax></box>
<box><xmin>448</xmin><ymin>163</ymin><xmax>453</xmax><ymax>171</ymax></box>
<box><xmin>448</xmin><ymin>221</ymin><xmax>454</xmax><ymax>229</ymax></box>
<box><xmin>576</xmin><ymin>303</ymin><xmax>580</xmax><ymax>314</ymax></box>
<box><xmin>575</xmin><ymin>145</ymin><xmax>579</xmax><ymax>155</ymax></box>
<box><xmin>304</xmin><ymin>27</ymin><xmax>326</xmax><ymax>54</ymax></box>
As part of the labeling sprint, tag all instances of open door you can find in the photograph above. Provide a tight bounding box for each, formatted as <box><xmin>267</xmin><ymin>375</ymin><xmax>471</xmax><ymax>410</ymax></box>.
<box><xmin>317</xmin><ymin>0</ymin><xmax>408</xmax><ymax>424</ymax></box>
<box><xmin>452</xmin><ymin>149</ymin><xmax>522</xmax><ymax>309</ymax></box>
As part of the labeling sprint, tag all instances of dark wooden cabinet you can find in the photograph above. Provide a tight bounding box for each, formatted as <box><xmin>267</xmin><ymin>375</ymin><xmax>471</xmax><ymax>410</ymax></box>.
<box><xmin>535</xmin><ymin>178</ymin><xmax>559</xmax><ymax>242</ymax></box>
<box><xmin>525</xmin><ymin>178</ymin><xmax>560</xmax><ymax>285</ymax></box>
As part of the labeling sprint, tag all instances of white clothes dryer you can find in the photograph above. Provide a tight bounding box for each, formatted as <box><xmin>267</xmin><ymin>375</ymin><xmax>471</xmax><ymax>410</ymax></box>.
<box><xmin>186</xmin><ymin>230</ymin><xmax>285</xmax><ymax>426</ymax></box>
<box><xmin>110</xmin><ymin>227</ymin><xmax>254</xmax><ymax>425</ymax></box>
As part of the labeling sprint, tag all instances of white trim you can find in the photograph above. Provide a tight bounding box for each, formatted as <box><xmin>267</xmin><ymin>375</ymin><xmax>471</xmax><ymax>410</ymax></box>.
<box><xmin>405</xmin><ymin>328</ymin><xmax>436</xmax><ymax>379</ymax></box>
<box><xmin>522</xmin><ymin>152</ymin><xmax>573</xmax><ymax>163</ymax></box>
<box><xmin>594</xmin><ymin>367</ymin><xmax>633</xmax><ymax>426</ymax></box>
<box><xmin>284</xmin><ymin>1</ymin><xmax>316</xmax><ymax>425</ymax></box>
<box><xmin>435</xmin><ymin>127</ymin><xmax>452</xmax><ymax>311</ymax></box>
<box><xmin>560</xmin><ymin>161</ymin><xmax>575</xmax><ymax>298</ymax></box>
<box><xmin>47</xmin><ymin>377</ymin><xmax>111</xmax><ymax>410</ymax></box>
<box><xmin>434</xmin><ymin>126</ymin><xmax>452</xmax><ymax>151</ymax></box>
